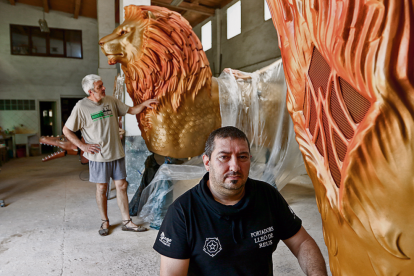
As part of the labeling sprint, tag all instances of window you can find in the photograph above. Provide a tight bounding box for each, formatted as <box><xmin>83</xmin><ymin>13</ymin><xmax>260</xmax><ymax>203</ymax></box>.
<box><xmin>201</xmin><ymin>21</ymin><xmax>212</xmax><ymax>51</ymax></box>
<box><xmin>10</xmin><ymin>24</ymin><xmax>83</xmax><ymax>59</ymax></box>
<box><xmin>227</xmin><ymin>1</ymin><xmax>241</xmax><ymax>39</ymax></box>
<box><xmin>264</xmin><ymin>0</ymin><xmax>272</xmax><ymax>21</ymax></box>
<box><xmin>0</xmin><ymin>100</ymin><xmax>35</xmax><ymax>111</ymax></box>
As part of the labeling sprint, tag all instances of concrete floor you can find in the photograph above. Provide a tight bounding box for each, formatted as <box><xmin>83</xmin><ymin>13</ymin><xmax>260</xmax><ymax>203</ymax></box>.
<box><xmin>0</xmin><ymin>155</ymin><xmax>331</xmax><ymax>275</ymax></box>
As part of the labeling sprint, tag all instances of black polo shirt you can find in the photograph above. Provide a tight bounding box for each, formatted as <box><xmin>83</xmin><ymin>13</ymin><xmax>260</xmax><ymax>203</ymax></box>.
<box><xmin>153</xmin><ymin>173</ymin><xmax>302</xmax><ymax>276</ymax></box>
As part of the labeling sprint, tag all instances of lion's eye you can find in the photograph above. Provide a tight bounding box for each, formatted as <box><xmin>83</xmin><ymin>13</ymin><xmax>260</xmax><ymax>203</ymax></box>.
<box><xmin>120</xmin><ymin>30</ymin><xmax>126</xmax><ymax>35</ymax></box>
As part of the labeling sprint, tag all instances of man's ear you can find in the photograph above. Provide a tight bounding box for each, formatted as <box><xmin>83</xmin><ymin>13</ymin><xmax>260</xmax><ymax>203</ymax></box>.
<box><xmin>202</xmin><ymin>154</ymin><xmax>210</xmax><ymax>171</ymax></box>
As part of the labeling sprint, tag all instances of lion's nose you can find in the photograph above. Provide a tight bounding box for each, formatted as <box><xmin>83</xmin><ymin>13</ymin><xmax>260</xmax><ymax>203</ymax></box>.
<box><xmin>99</xmin><ymin>40</ymin><xmax>105</xmax><ymax>46</ymax></box>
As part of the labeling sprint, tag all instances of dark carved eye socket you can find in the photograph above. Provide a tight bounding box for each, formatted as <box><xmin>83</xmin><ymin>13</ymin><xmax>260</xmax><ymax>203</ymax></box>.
<box><xmin>120</xmin><ymin>30</ymin><xmax>126</xmax><ymax>35</ymax></box>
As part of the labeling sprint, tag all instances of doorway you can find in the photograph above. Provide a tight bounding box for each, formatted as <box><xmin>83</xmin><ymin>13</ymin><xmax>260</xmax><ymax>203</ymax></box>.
<box><xmin>61</xmin><ymin>97</ymin><xmax>83</xmax><ymax>140</ymax></box>
<box><xmin>39</xmin><ymin>101</ymin><xmax>57</xmax><ymax>154</ymax></box>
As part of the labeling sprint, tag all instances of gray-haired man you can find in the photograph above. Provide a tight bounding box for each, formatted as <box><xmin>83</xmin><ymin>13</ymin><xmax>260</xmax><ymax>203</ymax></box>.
<box><xmin>63</xmin><ymin>74</ymin><xmax>158</xmax><ymax>236</ymax></box>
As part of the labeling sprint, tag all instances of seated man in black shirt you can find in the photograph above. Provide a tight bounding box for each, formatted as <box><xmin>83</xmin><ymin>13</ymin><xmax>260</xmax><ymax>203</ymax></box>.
<box><xmin>153</xmin><ymin>126</ymin><xmax>328</xmax><ymax>276</ymax></box>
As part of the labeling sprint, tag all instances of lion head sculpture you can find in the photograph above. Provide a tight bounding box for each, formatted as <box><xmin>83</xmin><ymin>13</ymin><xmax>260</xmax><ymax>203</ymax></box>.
<box><xmin>267</xmin><ymin>0</ymin><xmax>414</xmax><ymax>275</ymax></box>
<box><xmin>99</xmin><ymin>6</ymin><xmax>221</xmax><ymax>158</ymax></box>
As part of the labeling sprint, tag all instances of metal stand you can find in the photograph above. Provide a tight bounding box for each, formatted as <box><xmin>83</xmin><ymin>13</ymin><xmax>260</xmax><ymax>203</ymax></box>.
<box><xmin>106</xmin><ymin>179</ymin><xmax>112</xmax><ymax>200</ymax></box>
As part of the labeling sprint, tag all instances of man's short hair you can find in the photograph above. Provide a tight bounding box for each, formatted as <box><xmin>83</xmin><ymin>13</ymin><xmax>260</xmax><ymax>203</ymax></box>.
<box><xmin>82</xmin><ymin>74</ymin><xmax>102</xmax><ymax>95</ymax></box>
<box><xmin>204</xmin><ymin>126</ymin><xmax>250</xmax><ymax>159</ymax></box>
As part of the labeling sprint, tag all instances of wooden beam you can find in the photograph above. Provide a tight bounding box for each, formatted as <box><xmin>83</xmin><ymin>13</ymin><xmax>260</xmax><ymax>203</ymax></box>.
<box><xmin>152</xmin><ymin>1</ymin><xmax>215</xmax><ymax>16</ymax></box>
<box><xmin>74</xmin><ymin>0</ymin><xmax>81</xmax><ymax>19</ymax></box>
<box><xmin>9</xmin><ymin>0</ymin><xmax>15</xmax><ymax>5</ymax></box>
<box><xmin>42</xmin><ymin>0</ymin><xmax>49</xmax><ymax>13</ymax></box>
<box><xmin>115</xmin><ymin>0</ymin><xmax>120</xmax><ymax>23</ymax></box>
<box><xmin>220</xmin><ymin>0</ymin><xmax>234</xmax><ymax>9</ymax></box>
<box><xmin>170</xmin><ymin>0</ymin><xmax>183</xmax><ymax>6</ymax></box>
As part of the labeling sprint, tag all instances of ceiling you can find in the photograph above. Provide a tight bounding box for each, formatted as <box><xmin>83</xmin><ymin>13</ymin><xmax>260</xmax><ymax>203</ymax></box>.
<box><xmin>7</xmin><ymin>0</ymin><xmax>233</xmax><ymax>27</ymax></box>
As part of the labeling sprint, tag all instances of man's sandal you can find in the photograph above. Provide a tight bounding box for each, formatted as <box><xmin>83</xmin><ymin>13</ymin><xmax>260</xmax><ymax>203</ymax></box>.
<box><xmin>99</xmin><ymin>219</ymin><xmax>109</xmax><ymax>236</ymax></box>
<box><xmin>122</xmin><ymin>219</ymin><xmax>148</xmax><ymax>232</ymax></box>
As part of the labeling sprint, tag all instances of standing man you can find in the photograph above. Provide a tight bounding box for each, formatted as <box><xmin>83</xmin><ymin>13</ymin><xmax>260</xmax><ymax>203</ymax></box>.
<box><xmin>63</xmin><ymin>74</ymin><xmax>158</xmax><ymax>236</ymax></box>
<box><xmin>153</xmin><ymin>126</ymin><xmax>328</xmax><ymax>275</ymax></box>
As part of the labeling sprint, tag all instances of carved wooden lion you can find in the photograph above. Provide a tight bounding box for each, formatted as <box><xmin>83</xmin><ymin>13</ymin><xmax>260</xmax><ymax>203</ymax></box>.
<box><xmin>99</xmin><ymin>6</ymin><xmax>221</xmax><ymax>158</ymax></box>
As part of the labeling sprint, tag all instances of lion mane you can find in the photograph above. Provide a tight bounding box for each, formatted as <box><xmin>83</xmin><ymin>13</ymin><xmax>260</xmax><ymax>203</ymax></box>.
<box><xmin>122</xmin><ymin>6</ymin><xmax>212</xmax><ymax>127</ymax></box>
<box><xmin>268</xmin><ymin>0</ymin><xmax>414</xmax><ymax>274</ymax></box>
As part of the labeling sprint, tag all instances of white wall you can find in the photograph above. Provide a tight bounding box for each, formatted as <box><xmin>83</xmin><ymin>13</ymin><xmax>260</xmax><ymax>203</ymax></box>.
<box><xmin>0</xmin><ymin>1</ymin><xmax>99</xmax><ymax>133</ymax></box>
<box><xmin>193</xmin><ymin>0</ymin><xmax>280</xmax><ymax>75</ymax></box>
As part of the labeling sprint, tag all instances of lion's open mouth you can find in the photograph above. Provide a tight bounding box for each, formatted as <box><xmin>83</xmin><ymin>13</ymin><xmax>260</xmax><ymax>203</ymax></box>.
<box><xmin>107</xmin><ymin>53</ymin><xmax>124</xmax><ymax>65</ymax></box>
<box><xmin>107</xmin><ymin>53</ymin><xmax>123</xmax><ymax>56</ymax></box>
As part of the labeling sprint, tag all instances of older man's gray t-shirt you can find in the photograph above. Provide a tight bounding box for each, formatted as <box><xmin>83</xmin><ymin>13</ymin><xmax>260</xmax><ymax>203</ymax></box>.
<box><xmin>65</xmin><ymin>96</ymin><xmax>130</xmax><ymax>162</ymax></box>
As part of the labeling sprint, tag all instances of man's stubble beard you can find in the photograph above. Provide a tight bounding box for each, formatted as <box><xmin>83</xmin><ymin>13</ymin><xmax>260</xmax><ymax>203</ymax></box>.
<box><xmin>209</xmin><ymin>163</ymin><xmax>247</xmax><ymax>193</ymax></box>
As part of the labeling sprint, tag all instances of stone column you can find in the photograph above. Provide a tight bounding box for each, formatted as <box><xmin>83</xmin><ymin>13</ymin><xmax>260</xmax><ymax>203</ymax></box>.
<box><xmin>120</xmin><ymin>0</ymin><xmax>150</xmax><ymax>136</ymax></box>
<box><xmin>120</xmin><ymin>0</ymin><xmax>151</xmax><ymax>198</ymax></box>
<box><xmin>97</xmin><ymin>0</ymin><xmax>117</xmax><ymax>96</ymax></box>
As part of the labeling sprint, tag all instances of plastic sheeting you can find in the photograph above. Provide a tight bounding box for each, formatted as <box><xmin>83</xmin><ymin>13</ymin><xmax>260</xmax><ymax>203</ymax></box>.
<box><xmin>137</xmin><ymin>156</ymin><xmax>205</xmax><ymax>228</ymax></box>
<box><xmin>136</xmin><ymin>59</ymin><xmax>307</xmax><ymax>228</ymax></box>
<box><xmin>114</xmin><ymin>74</ymin><xmax>125</xmax><ymax>102</ymax></box>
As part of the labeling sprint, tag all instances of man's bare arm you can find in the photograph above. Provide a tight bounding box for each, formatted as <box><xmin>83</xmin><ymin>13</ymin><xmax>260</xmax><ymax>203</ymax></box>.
<box><xmin>62</xmin><ymin>126</ymin><xmax>100</xmax><ymax>154</ymax></box>
<box><xmin>283</xmin><ymin>226</ymin><xmax>328</xmax><ymax>276</ymax></box>
<box><xmin>160</xmin><ymin>255</ymin><xmax>189</xmax><ymax>276</ymax></box>
<box><xmin>127</xmin><ymin>99</ymin><xmax>159</xmax><ymax>115</ymax></box>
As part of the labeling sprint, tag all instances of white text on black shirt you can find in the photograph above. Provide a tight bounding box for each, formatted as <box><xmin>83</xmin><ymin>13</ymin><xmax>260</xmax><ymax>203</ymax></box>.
<box><xmin>250</xmin><ymin>226</ymin><xmax>274</xmax><ymax>248</ymax></box>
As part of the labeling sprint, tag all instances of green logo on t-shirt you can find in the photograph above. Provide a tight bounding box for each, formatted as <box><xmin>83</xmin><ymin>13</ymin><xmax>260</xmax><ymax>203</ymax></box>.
<box><xmin>91</xmin><ymin>105</ymin><xmax>113</xmax><ymax>121</ymax></box>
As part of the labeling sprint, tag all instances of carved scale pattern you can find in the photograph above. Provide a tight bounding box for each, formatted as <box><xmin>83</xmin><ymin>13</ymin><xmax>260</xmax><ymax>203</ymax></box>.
<box><xmin>305</xmin><ymin>47</ymin><xmax>372</xmax><ymax>187</ymax></box>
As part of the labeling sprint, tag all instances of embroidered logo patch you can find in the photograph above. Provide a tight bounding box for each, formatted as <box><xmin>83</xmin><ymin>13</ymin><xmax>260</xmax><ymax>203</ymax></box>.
<box><xmin>203</xmin><ymin>237</ymin><xmax>222</xmax><ymax>257</ymax></box>
<box><xmin>159</xmin><ymin>232</ymin><xmax>172</xmax><ymax>247</ymax></box>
